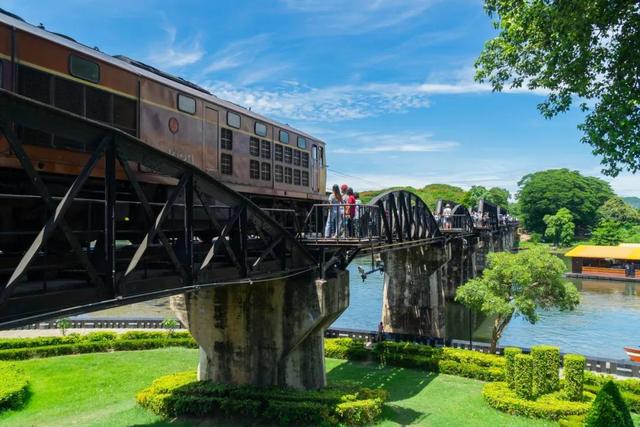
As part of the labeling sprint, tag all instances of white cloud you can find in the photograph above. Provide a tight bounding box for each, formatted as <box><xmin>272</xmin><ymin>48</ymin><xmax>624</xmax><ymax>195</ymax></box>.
<box><xmin>280</xmin><ymin>0</ymin><xmax>437</xmax><ymax>35</ymax></box>
<box><xmin>148</xmin><ymin>26</ymin><xmax>204</xmax><ymax>68</ymax></box>
<box><xmin>205</xmin><ymin>34</ymin><xmax>271</xmax><ymax>73</ymax></box>
<box><xmin>331</xmin><ymin>132</ymin><xmax>458</xmax><ymax>154</ymax></box>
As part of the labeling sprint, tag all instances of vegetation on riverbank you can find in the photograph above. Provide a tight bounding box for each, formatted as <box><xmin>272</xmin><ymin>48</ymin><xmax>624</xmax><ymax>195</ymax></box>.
<box><xmin>0</xmin><ymin>347</ymin><xmax>563</xmax><ymax>426</ymax></box>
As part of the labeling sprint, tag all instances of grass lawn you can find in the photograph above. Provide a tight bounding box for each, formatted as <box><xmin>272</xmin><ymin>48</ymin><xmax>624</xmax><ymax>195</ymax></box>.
<box><xmin>1</xmin><ymin>348</ymin><xmax>638</xmax><ymax>426</ymax></box>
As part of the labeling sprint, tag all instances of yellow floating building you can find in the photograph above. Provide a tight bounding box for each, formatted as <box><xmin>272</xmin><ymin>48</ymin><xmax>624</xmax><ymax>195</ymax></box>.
<box><xmin>565</xmin><ymin>244</ymin><xmax>640</xmax><ymax>279</ymax></box>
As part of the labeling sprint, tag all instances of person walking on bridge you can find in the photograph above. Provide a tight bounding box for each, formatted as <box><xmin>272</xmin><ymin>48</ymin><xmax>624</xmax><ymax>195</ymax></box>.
<box><xmin>345</xmin><ymin>188</ymin><xmax>356</xmax><ymax>237</ymax></box>
<box><xmin>443</xmin><ymin>203</ymin><xmax>453</xmax><ymax>230</ymax></box>
<box><xmin>324</xmin><ymin>184</ymin><xmax>343</xmax><ymax>238</ymax></box>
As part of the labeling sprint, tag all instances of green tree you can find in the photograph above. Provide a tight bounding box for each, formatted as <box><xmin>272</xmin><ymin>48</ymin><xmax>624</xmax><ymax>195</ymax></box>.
<box><xmin>543</xmin><ymin>208</ymin><xmax>575</xmax><ymax>247</ymax></box>
<box><xmin>591</xmin><ymin>220</ymin><xmax>624</xmax><ymax>246</ymax></box>
<box><xmin>455</xmin><ymin>247</ymin><xmax>579</xmax><ymax>353</ymax></box>
<box><xmin>463</xmin><ymin>186</ymin><xmax>510</xmax><ymax>209</ymax></box>
<box><xmin>584</xmin><ymin>381</ymin><xmax>633</xmax><ymax>427</ymax></box>
<box><xmin>475</xmin><ymin>1</ymin><xmax>640</xmax><ymax>177</ymax></box>
<box><xmin>517</xmin><ymin>169</ymin><xmax>614</xmax><ymax>234</ymax></box>
<box><xmin>360</xmin><ymin>183</ymin><xmax>466</xmax><ymax>211</ymax></box>
<box><xmin>597</xmin><ymin>197</ymin><xmax>640</xmax><ymax>226</ymax></box>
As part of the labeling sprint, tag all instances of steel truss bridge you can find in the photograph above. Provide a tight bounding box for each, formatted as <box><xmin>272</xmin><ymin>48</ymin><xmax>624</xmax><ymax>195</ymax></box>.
<box><xmin>0</xmin><ymin>91</ymin><xmax>516</xmax><ymax>328</ymax></box>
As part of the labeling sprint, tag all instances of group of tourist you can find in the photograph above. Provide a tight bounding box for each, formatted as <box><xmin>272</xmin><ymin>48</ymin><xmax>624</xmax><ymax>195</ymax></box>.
<box><xmin>324</xmin><ymin>183</ymin><xmax>363</xmax><ymax>238</ymax></box>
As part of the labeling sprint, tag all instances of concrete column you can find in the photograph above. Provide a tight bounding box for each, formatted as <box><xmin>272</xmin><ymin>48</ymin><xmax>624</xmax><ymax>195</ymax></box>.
<box><xmin>381</xmin><ymin>245</ymin><xmax>448</xmax><ymax>337</ymax></box>
<box><xmin>170</xmin><ymin>270</ymin><xmax>349</xmax><ymax>390</ymax></box>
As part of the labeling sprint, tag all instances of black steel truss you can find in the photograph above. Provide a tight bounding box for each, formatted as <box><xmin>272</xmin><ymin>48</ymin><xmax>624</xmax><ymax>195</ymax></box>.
<box><xmin>0</xmin><ymin>90</ymin><xmax>317</xmax><ymax>328</ymax></box>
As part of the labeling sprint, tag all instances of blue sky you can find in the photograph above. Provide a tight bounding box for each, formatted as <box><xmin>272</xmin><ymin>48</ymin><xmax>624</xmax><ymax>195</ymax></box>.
<box><xmin>4</xmin><ymin>0</ymin><xmax>638</xmax><ymax>197</ymax></box>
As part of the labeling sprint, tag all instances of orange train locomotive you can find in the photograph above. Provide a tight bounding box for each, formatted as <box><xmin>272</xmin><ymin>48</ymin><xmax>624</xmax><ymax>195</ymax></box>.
<box><xmin>0</xmin><ymin>10</ymin><xmax>327</xmax><ymax>251</ymax></box>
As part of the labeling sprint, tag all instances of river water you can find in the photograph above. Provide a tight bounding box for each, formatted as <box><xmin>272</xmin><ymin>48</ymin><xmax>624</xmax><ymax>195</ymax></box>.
<box><xmin>83</xmin><ymin>256</ymin><xmax>640</xmax><ymax>361</ymax></box>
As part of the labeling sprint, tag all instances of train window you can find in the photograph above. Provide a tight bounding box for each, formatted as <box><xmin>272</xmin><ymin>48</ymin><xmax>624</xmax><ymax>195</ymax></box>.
<box><xmin>250</xmin><ymin>137</ymin><xmax>260</xmax><ymax>156</ymax></box>
<box><xmin>221</xmin><ymin>128</ymin><xmax>233</xmax><ymax>150</ymax></box>
<box><xmin>69</xmin><ymin>55</ymin><xmax>100</xmax><ymax>83</ymax></box>
<box><xmin>221</xmin><ymin>154</ymin><xmax>233</xmax><ymax>175</ymax></box>
<box><xmin>302</xmin><ymin>152</ymin><xmax>309</xmax><ymax>168</ymax></box>
<box><xmin>284</xmin><ymin>167</ymin><xmax>292</xmax><ymax>184</ymax></box>
<box><xmin>284</xmin><ymin>147</ymin><xmax>292</xmax><ymax>164</ymax></box>
<box><xmin>274</xmin><ymin>165</ymin><xmax>283</xmax><ymax>182</ymax></box>
<box><xmin>261</xmin><ymin>162</ymin><xmax>271</xmax><ymax>181</ymax></box>
<box><xmin>319</xmin><ymin>146</ymin><xmax>324</xmax><ymax>166</ymax></box>
<box><xmin>250</xmin><ymin>160</ymin><xmax>260</xmax><ymax>179</ymax></box>
<box><xmin>274</xmin><ymin>145</ymin><xmax>283</xmax><ymax>162</ymax></box>
<box><xmin>297</xmin><ymin>136</ymin><xmax>307</xmax><ymax>149</ymax></box>
<box><xmin>293</xmin><ymin>150</ymin><xmax>301</xmax><ymax>166</ymax></box>
<box><xmin>114</xmin><ymin>95</ymin><xmax>137</xmax><ymax>134</ymax></box>
<box><xmin>255</xmin><ymin>122</ymin><xmax>267</xmax><ymax>137</ymax></box>
<box><xmin>54</xmin><ymin>77</ymin><xmax>84</xmax><ymax>115</ymax></box>
<box><xmin>86</xmin><ymin>86</ymin><xmax>112</xmax><ymax>122</ymax></box>
<box><xmin>302</xmin><ymin>171</ymin><xmax>309</xmax><ymax>186</ymax></box>
<box><xmin>18</xmin><ymin>65</ymin><xmax>51</xmax><ymax>103</ymax></box>
<box><xmin>227</xmin><ymin>112</ymin><xmax>241</xmax><ymax>128</ymax></box>
<box><xmin>261</xmin><ymin>140</ymin><xmax>271</xmax><ymax>159</ymax></box>
<box><xmin>279</xmin><ymin>130</ymin><xmax>289</xmax><ymax>144</ymax></box>
<box><xmin>177</xmin><ymin>94</ymin><xmax>196</xmax><ymax>114</ymax></box>
<box><xmin>293</xmin><ymin>169</ymin><xmax>301</xmax><ymax>186</ymax></box>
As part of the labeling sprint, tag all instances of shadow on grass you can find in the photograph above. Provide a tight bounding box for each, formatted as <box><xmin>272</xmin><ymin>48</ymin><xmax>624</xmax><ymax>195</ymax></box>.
<box><xmin>327</xmin><ymin>360</ymin><xmax>436</xmax><ymax>425</ymax></box>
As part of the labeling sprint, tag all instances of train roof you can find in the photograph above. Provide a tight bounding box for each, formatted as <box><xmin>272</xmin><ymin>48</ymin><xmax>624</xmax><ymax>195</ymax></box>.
<box><xmin>0</xmin><ymin>9</ymin><xmax>323</xmax><ymax>144</ymax></box>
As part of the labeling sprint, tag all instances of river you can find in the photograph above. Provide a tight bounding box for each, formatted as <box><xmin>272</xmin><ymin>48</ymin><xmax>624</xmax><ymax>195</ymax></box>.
<box><xmin>81</xmin><ymin>256</ymin><xmax>640</xmax><ymax>361</ymax></box>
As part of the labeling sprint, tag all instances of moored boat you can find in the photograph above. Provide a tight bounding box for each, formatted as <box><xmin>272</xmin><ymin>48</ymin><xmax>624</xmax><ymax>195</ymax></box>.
<box><xmin>624</xmin><ymin>347</ymin><xmax>640</xmax><ymax>362</ymax></box>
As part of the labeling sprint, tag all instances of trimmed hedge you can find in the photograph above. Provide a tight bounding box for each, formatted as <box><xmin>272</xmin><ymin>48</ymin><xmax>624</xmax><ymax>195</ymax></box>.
<box><xmin>483</xmin><ymin>381</ymin><xmax>593</xmax><ymax>420</ymax></box>
<box><xmin>324</xmin><ymin>338</ymin><xmax>507</xmax><ymax>383</ymax></box>
<box><xmin>584</xmin><ymin>381</ymin><xmax>633</xmax><ymax>427</ymax></box>
<box><xmin>564</xmin><ymin>354</ymin><xmax>585</xmax><ymax>402</ymax></box>
<box><xmin>0</xmin><ymin>363</ymin><xmax>29</xmax><ymax>412</ymax></box>
<box><xmin>504</xmin><ymin>347</ymin><xmax>522</xmax><ymax>389</ymax></box>
<box><xmin>514</xmin><ymin>354</ymin><xmax>534</xmax><ymax>400</ymax></box>
<box><xmin>531</xmin><ymin>345</ymin><xmax>560</xmax><ymax>397</ymax></box>
<box><xmin>584</xmin><ymin>372</ymin><xmax>640</xmax><ymax>413</ymax></box>
<box><xmin>137</xmin><ymin>371</ymin><xmax>387</xmax><ymax>426</ymax></box>
<box><xmin>324</xmin><ymin>338</ymin><xmax>370</xmax><ymax>361</ymax></box>
<box><xmin>0</xmin><ymin>332</ymin><xmax>197</xmax><ymax>361</ymax></box>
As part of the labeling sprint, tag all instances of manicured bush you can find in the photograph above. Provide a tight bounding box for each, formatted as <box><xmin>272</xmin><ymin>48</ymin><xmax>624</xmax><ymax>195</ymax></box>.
<box><xmin>0</xmin><ymin>334</ymin><xmax>83</xmax><ymax>350</ymax></box>
<box><xmin>438</xmin><ymin>360</ymin><xmax>504</xmax><ymax>382</ymax></box>
<box><xmin>483</xmin><ymin>382</ymin><xmax>592</xmax><ymax>420</ymax></box>
<box><xmin>584</xmin><ymin>381</ymin><xmax>633</xmax><ymax>427</ymax></box>
<box><xmin>324</xmin><ymin>338</ymin><xmax>371</xmax><ymax>361</ymax></box>
<box><xmin>584</xmin><ymin>372</ymin><xmax>640</xmax><ymax>413</ymax></box>
<box><xmin>563</xmin><ymin>354</ymin><xmax>585</xmax><ymax>401</ymax></box>
<box><xmin>504</xmin><ymin>347</ymin><xmax>522</xmax><ymax>389</ymax></box>
<box><xmin>137</xmin><ymin>371</ymin><xmax>387</xmax><ymax>426</ymax></box>
<box><xmin>84</xmin><ymin>331</ymin><xmax>118</xmax><ymax>341</ymax></box>
<box><xmin>531</xmin><ymin>345</ymin><xmax>560</xmax><ymax>397</ymax></box>
<box><xmin>374</xmin><ymin>341</ymin><xmax>441</xmax><ymax>371</ymax></box>
<box><xmin>514</xmin><ymin>354</ymin><xmax>534</xmax><ymax>400</ymax></box>
<box><xmin>442</xmin><ymin>347</ymin><xmax>504</xmax><ymax>368</ymax></box>
<box><xmin>0</xmin><ymin>363</ymin><xmax>29</xmax><ymax>412</ymax></box>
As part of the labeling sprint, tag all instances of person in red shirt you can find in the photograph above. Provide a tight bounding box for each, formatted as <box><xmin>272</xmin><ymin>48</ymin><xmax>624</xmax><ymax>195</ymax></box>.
<box><xmin>345</xmin><ymin>187</ymin><xmax>357</xmax><ymax>237</ymax></box>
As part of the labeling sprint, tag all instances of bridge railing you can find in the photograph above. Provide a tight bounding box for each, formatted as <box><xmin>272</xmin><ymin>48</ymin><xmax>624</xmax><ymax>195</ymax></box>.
<box><xmin>436</xmin><ymin>214</ymin><xmax>474</xmax><ymax>233</ymax></box>
<box><xmin>300</xmin><ymin>204</ymin><xmax>382</xmax><ymax>243</ymax></box>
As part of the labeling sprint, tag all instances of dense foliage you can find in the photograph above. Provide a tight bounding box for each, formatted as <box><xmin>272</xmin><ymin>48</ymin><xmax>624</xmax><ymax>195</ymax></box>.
<box><xmin>136</xmin><ymin>371</ymin><xmax>387</xmax><ymax>426</ymax></box>
<box><xmin>504</xmin><ymin>347</ymin><xmax>521</xmax><ymax>389</ymax></box>
<box><xmin>531</xmin><ymin>346</ymin><xmax>560</xmax><ymax>397</ymax></box>
<box><xmin>475</xmin><ymin>0</ymin><xmax>640</xmax><ymax>177</ymax></box>
<box><xmin>584</xmin><ymin>381</ymin><xmax>633</xmax><ymax>427</ymax></box>
<box><xmin>0</xmin><ymin>331</ymin><xmax>196</xmax><ymax>360</ymax></box>
<box><xmin>358</xmin><ymin>183</ymin><xmax>510</xmax><ymax>211</ymax></box>
<box><xmin>455</xmin><ymin>246</ymin><xmax>579</xmax><ymax>352</ymax></box>
<box><xmin>517</xmin><ymin>169</ymin><xmax>614</xmax><ymax>234</ymax></box>
<box><xmin>514</xmin><ymin>354</ymin><xmax>534</xmax><ymax>400</ymax></box>
<box><xmin>0</xmin><ymin>363</ymin><xmax>29</xmax><ymax>412</ymax></box>
<box><xmin>483</xmin><ymin>382</ymin><xmax>592</xmax><ymax>420</ymax></box>
<box><xmin>543</xmin><ymin>208</ymin><xmax>575</xmax><ymax>246</ymax></box>
<box><xmin>598</xmin><ymin>197</ymin><xmax>640</xmax><ymax>226</ymax></box>
<box><xmin>591</xmin><ymin>220</ymin><xmax>625</xmax><ymax>245</ymax></box>
<box><xmin>563</xmin><ymin>354</ymin><xmax>586</xmax><ymax>402</ymax></box>
<box><xmin>325</xmin><ymin>338</ymin><xmax>506</xmax><ymax>382</ymax></box>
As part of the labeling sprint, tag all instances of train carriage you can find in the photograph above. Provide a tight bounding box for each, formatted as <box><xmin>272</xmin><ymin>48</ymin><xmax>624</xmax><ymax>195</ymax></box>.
<box><xmin>0</xmin><ymin>9</ymin><xmax>327</xmax><ymax>250</ymax></box>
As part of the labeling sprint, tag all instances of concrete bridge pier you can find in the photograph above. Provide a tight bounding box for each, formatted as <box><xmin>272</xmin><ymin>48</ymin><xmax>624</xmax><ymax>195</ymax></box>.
<box><xmin>380</xmin><ymin>244</ymin><xmax>449</xmax><ymax>337</ymax></box>
<box><xmin>170</xmin><ymin>270</ymin><xmax>349</xmax><ymax>390</ymax></box>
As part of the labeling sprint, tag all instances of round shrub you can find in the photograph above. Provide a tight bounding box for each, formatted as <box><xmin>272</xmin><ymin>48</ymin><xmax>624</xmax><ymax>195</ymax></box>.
<box><xmin>585</xmin><ymin>381</ymin><xmax>633</xmax><ymax>427</ymax></box>
<box><xmin>483</xmin><ymin>382</ymin><xmax>593</xmax><ymax>420</ymax></box>
<box><xmin>514</xmin><ymin>354</ymin><xmax>534</xmax><ymax>400</ymax></box>
<box><xmin>563</xmin><ymin>354</ymin><xmax>585</xmax><ymax>401</ymax></box>
<box><xmin>504</xmin><ymin>347</ymin><xmax>522</xmax><ymax>389</ymax></box>
<box><xmin>531</xmin><ymin>345</ymin><xmax>560</xmax><ymax>397</ymax></box>
<box><xmin>324</xmin><ymin>338</ymin><xmax>371</xmax><ymax>361</ymax></box>
<box><xmin>0</xmin><ymin>363</ymin><xmax>29</xmax><ymax>412</ymax></box>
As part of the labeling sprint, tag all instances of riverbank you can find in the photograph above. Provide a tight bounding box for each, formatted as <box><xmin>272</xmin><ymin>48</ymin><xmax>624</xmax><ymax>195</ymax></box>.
<box><xmin>0</xmin><ymin>347</ymin><xmax>561</xmax><ymax>426</ymax></box>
